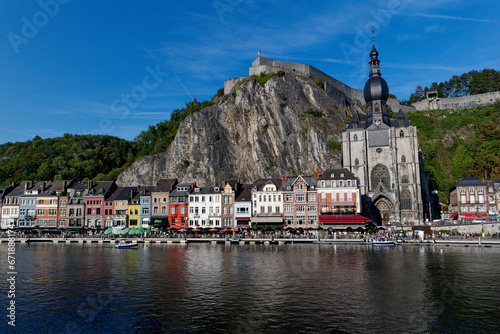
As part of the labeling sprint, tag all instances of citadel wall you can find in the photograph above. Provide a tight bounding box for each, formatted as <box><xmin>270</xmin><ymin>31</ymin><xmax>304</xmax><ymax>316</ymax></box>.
<box><xmin>224</xmin><ymin>57</ymin><xmax>415</xmax><ymax>113</ymax></box>
<box><xmin>412</xmin><ymin>91</ymin><xmax>500</xmax><ymax>111</ymax></box>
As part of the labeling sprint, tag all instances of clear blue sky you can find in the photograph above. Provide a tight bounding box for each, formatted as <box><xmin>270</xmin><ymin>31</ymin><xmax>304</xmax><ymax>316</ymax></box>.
<box><xmin>1</xmin><ymin>0</ymin><xmax>498</xmax><ymax>144</ymax></box>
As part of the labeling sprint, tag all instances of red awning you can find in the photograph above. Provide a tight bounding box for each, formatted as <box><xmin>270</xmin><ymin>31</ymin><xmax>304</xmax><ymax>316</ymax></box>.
<box><xmin>449</xmin><ymin>213</ymin><xmax>458</xmax><ymax>219</ymax></box>
<box><xmin>319</xmin><ymin>214</ymin><xmax>372</xmax><ymax>225</ymax></box>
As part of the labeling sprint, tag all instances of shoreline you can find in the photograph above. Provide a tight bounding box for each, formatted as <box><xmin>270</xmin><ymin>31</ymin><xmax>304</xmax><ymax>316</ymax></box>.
<box><xmin>2</xmin><ymin>237</ymin><xmax>500</xmax><ymax>248</ymax></box>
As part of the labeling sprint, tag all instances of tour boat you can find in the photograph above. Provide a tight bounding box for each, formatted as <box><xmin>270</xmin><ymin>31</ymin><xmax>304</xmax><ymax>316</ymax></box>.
<box><xmin>115</xmin><ymin>239</ymin><xmax>138</xmax><ymax>249</ymax></box>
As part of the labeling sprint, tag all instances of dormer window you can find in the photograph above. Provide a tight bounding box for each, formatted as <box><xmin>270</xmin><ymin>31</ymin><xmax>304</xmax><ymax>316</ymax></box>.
<box><xmin>398</xmin><ymin>118</ymin><xmax>404</xmax><ymax>127</ymax></box>
<box><xmin>330</xmin><ymin>174</ymin><xmax>334</xmax><ymax>178</ymax></box>
<box><xmin>353</xmin><ymin>123</ymin><xmax>358</xmax><ymax>129</ymax></box>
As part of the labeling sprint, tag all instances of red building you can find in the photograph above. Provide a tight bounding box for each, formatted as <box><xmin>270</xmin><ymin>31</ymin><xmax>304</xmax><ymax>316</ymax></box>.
<box><xmin>168</xmin><ymin>183</ymin><xmax>194</xmax><ymax>229</ymax></box>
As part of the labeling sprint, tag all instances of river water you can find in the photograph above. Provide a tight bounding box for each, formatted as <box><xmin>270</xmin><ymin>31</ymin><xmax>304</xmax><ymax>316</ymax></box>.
<box><xmin>1</xmin><ymin>243</ymin><xmax>499</xmax><ymax>333</ymax></box>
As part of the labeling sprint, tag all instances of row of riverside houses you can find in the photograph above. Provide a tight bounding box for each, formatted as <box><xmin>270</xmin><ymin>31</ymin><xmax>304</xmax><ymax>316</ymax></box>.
<box><xmin>0</xmin><ymin>168</ymin><xmax>370</xmax><ymax>232</ymax></box>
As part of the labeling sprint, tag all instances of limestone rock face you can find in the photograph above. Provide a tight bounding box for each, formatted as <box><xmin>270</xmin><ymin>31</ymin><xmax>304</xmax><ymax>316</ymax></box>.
<box><xmin>117</xmin><ymin>73</ymin><xmax>361</xmax><ymax>186</ymax></box>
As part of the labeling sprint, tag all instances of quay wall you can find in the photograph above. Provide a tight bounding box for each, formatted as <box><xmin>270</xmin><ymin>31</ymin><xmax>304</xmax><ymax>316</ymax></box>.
<box><xmin>431</xmin><ymin>221</ymin><xmax>500</xmax><ymax>235</ymax></box>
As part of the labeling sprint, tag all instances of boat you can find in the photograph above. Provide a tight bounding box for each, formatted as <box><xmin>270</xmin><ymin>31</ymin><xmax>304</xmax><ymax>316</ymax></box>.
<box><xmin>115</xmin><ymin>239</ymin><xmax>138</xmax><ymax>249</ymax></box>
<box><xmin>372</xmin><ymin>239</ymin><xmax>395</xmax><ymax>246</ymax></box>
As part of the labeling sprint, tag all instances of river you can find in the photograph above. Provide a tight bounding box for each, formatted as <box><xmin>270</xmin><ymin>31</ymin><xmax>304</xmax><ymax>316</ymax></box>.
<box><xmin>1</xmin><ymin>243</ymin><xmax>499</xmax><ymax>333</ymax></box>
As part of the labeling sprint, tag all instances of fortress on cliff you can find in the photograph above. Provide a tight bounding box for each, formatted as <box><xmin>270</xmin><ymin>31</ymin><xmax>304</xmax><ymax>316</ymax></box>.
<box><xmin>224</xmin><ymin>56</ymin><xmax>415</xmax><ymax>114</ymax></box>
<box><xmin>412</xmin><ymin>90</ymin><xmax>500</xmax><ymax>111</ymax></box>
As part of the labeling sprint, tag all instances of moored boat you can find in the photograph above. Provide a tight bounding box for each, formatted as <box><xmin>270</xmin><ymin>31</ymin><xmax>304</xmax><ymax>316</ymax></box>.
<box><xmin>115</xmin><ymin>239</ymin><xmax>138</xmax><ymax>249</ymax></box>
<box><xmin>372</xmin><ymin>239</ymin><xmax>395</xmax><ymax>246</ymax></box>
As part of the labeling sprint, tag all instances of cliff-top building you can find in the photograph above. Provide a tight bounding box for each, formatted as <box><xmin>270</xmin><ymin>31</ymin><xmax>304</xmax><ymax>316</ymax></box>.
<box><xmin>342</xmin><ymin>42</ymin><xmax>429</xmax><ymax>226</ymax></box>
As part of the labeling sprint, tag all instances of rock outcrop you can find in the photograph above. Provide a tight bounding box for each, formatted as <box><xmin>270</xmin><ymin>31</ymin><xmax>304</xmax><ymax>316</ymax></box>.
<box><xmin>117</xmin><ymin>73</ymin><xmax>362</xmax><ymax>186</ymax></box>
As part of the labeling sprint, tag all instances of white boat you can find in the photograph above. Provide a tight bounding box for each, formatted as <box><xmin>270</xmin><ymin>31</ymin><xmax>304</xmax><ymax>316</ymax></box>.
<box><xmin>115</xmin><ymin>239</ymin><xmax>138</xmax><ymax>249</ymax></box>
<box><xmin>372</xmin><ymin>239</ymin><xmax>395</xmax><ymax>246</ymax></box>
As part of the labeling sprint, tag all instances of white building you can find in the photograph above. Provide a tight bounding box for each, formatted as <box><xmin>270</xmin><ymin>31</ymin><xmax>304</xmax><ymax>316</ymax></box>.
<box><xmin>188</xmin><ymin>186</ymin><xmax>222</xmax><ymax>228</ymax></box>
<box><xmin>251</xmin><ymin>178</ymin><xmax>283</xmax><ymax>227</ymax></box>
<box><xmin>316</xmin><ymin>168</ymin><xmax>361</xmax><ymax>214</ymax></box>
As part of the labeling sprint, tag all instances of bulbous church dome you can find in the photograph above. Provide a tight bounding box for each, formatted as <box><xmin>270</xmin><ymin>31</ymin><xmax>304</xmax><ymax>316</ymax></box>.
<box><xmin>364</xmin><ymin>76</ymin><xmax>389</xmax><ymax>103</ymax></box>
<box><xmin>363</xmin><ymin>43</ymin><xmax>389</xmax><ymax>103</ymax></box>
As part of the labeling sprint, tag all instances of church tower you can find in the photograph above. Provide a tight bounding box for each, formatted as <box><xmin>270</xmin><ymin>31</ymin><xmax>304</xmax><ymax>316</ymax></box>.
<box><xmin>342</xmin><ymin>42</ymin><xmax>428</xmax><ymax>226</ymax></box>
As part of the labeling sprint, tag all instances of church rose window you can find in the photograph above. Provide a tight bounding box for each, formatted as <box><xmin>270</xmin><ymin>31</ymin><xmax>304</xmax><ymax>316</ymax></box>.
<box><xmin>372</xmin><ymin>164</ymin><xmax>390</xmax><ymax>189</ymax></box>
<box><xmin>401</xmin><ymin>190</ymin><xmax>411</xmax><ymax>210</ymax></box>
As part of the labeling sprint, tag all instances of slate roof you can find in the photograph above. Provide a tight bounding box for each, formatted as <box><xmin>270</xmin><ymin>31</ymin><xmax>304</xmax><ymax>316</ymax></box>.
<box><xmin>456</xmin><ymin>176</ymin><xmax>485</xmax><ymax>187</ymax></box>
<box><xmin>318</xmin><ymin>168</ymin><xmax>356</xmax><ymax>181</ymax></box>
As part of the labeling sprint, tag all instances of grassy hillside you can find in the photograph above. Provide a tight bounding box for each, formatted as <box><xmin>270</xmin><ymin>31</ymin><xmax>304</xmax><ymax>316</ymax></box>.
<box><xmin>407</xmin><ymin>102</ymin><xmax>500</xmax><ymax>202</ymax></box>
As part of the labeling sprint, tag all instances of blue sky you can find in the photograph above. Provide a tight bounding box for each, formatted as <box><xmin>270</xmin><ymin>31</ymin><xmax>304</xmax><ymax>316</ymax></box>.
<box><xmin>0</xmin><ymin>0</ymin><xmax>498</xmax><ymax>144</ymax></box>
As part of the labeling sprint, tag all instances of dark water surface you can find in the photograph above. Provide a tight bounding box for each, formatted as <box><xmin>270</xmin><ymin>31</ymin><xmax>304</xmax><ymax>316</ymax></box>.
<box><xmin>1</xmin><ymin>243</ymin><xmax>500</xmax><ymax>333</ymax></box>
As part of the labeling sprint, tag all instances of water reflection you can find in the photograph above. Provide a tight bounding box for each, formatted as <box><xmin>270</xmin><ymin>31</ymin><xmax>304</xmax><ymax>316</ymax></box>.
<box><xmin>1</xmin><ymin>243</ymin><xmax>499</xmax><ymax>333</ymax></box>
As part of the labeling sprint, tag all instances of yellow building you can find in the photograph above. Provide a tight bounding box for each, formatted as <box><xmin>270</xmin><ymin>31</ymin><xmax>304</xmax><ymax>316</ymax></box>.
<box><xmin>127</xmin><ymin>193</ymin><xmax>141</xmax><ymax>228</ymax></box>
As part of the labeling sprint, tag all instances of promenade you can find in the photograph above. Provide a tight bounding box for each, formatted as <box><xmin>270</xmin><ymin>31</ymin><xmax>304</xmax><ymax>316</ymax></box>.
<box><xmin>2</xmin><ymin>237</ymin><xmax>500</xmax><ymax>247</ymax></box>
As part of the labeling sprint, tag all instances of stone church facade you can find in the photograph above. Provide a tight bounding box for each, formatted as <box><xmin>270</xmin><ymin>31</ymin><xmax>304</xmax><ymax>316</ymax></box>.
<box><xmin>342</xmin><ymin>43</ymin><xmax>429</xmax><ymax>226</ymax></box>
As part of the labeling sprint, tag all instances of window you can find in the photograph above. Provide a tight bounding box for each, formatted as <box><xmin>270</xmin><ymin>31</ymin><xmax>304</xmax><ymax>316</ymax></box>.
<box><xmin>308</xmin><ymin>194</ymin><xmax>316</xmax><ymax>202</ymax></box>
<box><xmin>142</xmin><ymin>208</ymin><xmax>150</xmax><ymax>215</ymax></box>
<box><xmin>353</xmin><ymin>134</ymin><xmax>358</xmax><ymax>141</ymax></box>
<box><xmin>285</xmin><ymin>194</ymin><xmax>293</xmax><ymax>202</ymax></box>
<box><xmin>308</xmin><ymin>205</ymin><xmax>316</xmax><ymax>212</ymax></box>
<box><xmin>297</xmin><ymin>184</ymin><xmax>303</xmax><ymax>190</ymax></box>
<box><xmin>153</xmin><ymin>206</ymin><xmax>158</xmax><ymax>214</ymax></box>
<box><xmin>180</xmin><ymin>207</ymin><xmax>186</xmax><ymax>214</ymax></box>
<box><xmin>60</xmin><ymin>209</ymin><xmax>66</xmax><ymax>217</ymax></box>
<box><xmin>372</xmin><ymin>164</ymin><xmax>390</xmax><ymax>190</ymax></box>
<box><xmin>96</xmin><ymin>208</ymin><xmax>101</xmax><ymax>215</ymax></box>
<box><xmin>60</xmin><ymin>200</ymin><xmax>67</xmax><ymax>207</ymax></box>
<box><xmin>355</xmin><ymin>158</ymin><xmax>359</xmax><ymax>166</ymax></box>
<box><xmin>401</xmin><ymin>155</ymin><xmax>406</xmax><ymax>163</ymax></box>
<box><xmin>400</xmin><ymin>129</ymin><xmax>404</xmax><ymax>136</ymax></box>
<box><xmin>296</xmin><ymin>194</ymin><xmax>305</xmax><ymax>202</ymax></box>
<box><xmin>170</xmin><ymin>207</ymin><xmax>176</xmax><ymax>214</ymax></box>
<box><xmin>402</xmin><ymin>175</ymin><xmax>408</xmax><ymax>184</ymax></box>
<box><xmin>401</xmin><ymin>191</ymin><xmax>411</xmax><ymax>210</ymax></box>
<box><xmin>296</xmin><ymin>205</ymin><xmax>305</xmax><ymax>212</ymax></box>
<box><xmin>260</xmin><ymin>207</ymin><xmax>265</xmax><ymax>213</ymax></box>
<box><xmin>285</xmin><ymin>205</ymin><xmax>293</xmax><ymax>212</ymax></box>
<box><xmin>275</xmin><ymin>206</ymin><xmax>280</xmax><ymax>213</ymax></box>
<box><xmin>161</xmin><ymin>206</ymin><xmax>167</xmax><ymax>214</ymax></box>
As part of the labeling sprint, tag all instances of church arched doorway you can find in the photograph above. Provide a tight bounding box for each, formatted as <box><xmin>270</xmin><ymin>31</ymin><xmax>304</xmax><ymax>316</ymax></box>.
<box><xmin>372</xmin><ymin>197</ymin><xmax>393</xmax><ymax>226</ymax></box>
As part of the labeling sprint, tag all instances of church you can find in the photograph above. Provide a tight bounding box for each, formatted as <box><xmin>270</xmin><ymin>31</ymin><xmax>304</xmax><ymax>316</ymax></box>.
<box><xmin>342</xmin><ymin>42</ymin><xmax>429</xmax><ymax>226</ymax></box>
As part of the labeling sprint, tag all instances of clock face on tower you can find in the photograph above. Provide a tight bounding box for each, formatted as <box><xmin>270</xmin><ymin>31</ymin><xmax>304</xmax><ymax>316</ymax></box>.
<box><xmin>375</xmin><ymin>120</ymin><xmax>381</xmax><ymax>125</ymax></box>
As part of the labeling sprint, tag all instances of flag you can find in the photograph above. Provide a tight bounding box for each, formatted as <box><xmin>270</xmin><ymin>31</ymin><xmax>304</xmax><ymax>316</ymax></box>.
<box><xmin>257</xmin><ymin>50</ymin><xmax>261</xmax><ymax>56</ymax></box>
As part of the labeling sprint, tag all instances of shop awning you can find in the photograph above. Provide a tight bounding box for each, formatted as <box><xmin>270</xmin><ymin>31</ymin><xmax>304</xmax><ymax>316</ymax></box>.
<box><xmin>251</xmin><ymin>216</ymin><xmax>283</xmax><ymax>224</ymax></box>
<box><xmin>319</xmin><ymin>214</ymin><xmax>372</xmax><ymax>225</ymax></box>
<box><xmin>449</xmin><ymin>213</ymin><xmax>458</xmax><ymax>219</ymax></box>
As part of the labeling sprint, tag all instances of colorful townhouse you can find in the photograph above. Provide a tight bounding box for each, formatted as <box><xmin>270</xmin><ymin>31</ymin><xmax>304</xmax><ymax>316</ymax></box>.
<box><xmin>221</xmin><ymin>180</ymin><xmax>239</xmax><ymax>228</ymax></box>
<box><xmin>235</xmin><ymin>183</ymin><xmax>252</xmax><ymax>229</ymax></box>
<box><xmin>151</xmin><ymin>179</ymin><xmax>177</xmax><ymax>230</ymax></box>
<box><xmin>250</xmin><ymin>178</ymin><xmax>283</xmax><ymax>227</ymax></box>
<box><xmin>282</xmin><ymin>175</ymin><xmax>318</xmax><ymax>228</ymax></box>
<box><xmin>1</xmin><ymin>183</ymin><xmax>23</xmax><ymax>229</ymax></box>
<box><xmin>316</xmin><ymin>168</ymin><xmax>360</xmax><ymax>214</ymax></box>
<box><xmin>169</xmin><ymin>183</ymin><xmax>194</xmax><ymax>229</ymax></box>
<box><xmin>448</xmin><ymin>176</ymin><xmax>489</xmax><ymax>220</ymax></box>
<box><xmin>18</xmin><ymin>181</ymin><xmax>42</xmax><ymax>230</ymax></box>
<box><xmin>128</xmin><ymin>190</ymin><xmax>141</xmax><ymax>228</ymax></box>
<box><xmin>139</xmin><ymin>186</ymin><xmax>155</xmax><ymax>228</ymax></box>
<box><xmin>66</xmin><ymin>182</ymin><xmax>87</xmax><ymax>231</ymax></box>
<box><xmin>0</xmin><ymin>184</ymin><xmax>14</xmax><ymax>229</ymax></box>
<box><xmin>84</xmin><ymin>181</ymin><xmax>116</xmax><ymax>230</ymax></box>
<box><xmin>188</xmin><ymin>186</ymin><xmax>222</xmax><ymax>228</ymax></box>
<box><xmin>109</xmin><ymin>187</ymin><xmax>134</xmax><ymax>227</ymax></box>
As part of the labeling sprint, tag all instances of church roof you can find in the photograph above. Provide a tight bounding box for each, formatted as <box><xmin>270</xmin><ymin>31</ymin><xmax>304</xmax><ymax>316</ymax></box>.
<box><xmin>390</xmin><ymin>109</ymin><xmax>412</xmax><ymax>127</ymax></box>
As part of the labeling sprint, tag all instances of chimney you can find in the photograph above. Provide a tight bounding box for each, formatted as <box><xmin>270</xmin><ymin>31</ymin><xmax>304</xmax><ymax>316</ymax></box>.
<box><xmin>25</xmin><ymin>182</ymin><xmax>29</xmax><ymax>190</ymax></box>
<box><xmin>62</xmin><ymin>181</ymin><xmax>67</xmax><ymax>193</ymax></box>
<box><xmin>130</xmin><ymin>189</ymin><xmax>134</xmax><ymax>199</ymax></box>
<box><xmin>41</xmin><ymin>182</ymin><xmax>45</xmax><ymax>193</ymax></box>
<box><xmin>88</xmin><ymin>180</ymin><xmax>92</xmax><ymax>190</ymax></box>
<box><xmin>314</xmin><ymin>169</ymin><xmax>320</xmax><ymax>179</ymax></box>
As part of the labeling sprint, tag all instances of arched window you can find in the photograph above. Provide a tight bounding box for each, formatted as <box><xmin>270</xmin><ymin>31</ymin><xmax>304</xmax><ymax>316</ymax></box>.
<box><xmin>355</xmin><ymin>158</ymin><xmax>359</xmax><ymax>166</ymax></box>
<box><xmin>401</xmin><ymin>155</ymin><xmax>406</xmax><ymax>163</ymax></box>
<box><xmin>400</xmin><ymin>191</ymin><xmax>411</xmax><ymax>210</ymax></box>
<box><xmin>371</xmin><ymin>164</ymin><xmax>390</xmax><ymax>190</ymax></box>
<box><xmin>321</xmin><ymin>181</ymin><xmax>325</xmax><ymax>188</ymax></box>
<box><xmin>400</xmin><ymin>130</ymin><xmax>404</xmax><ymax>137</ymax></box>
<box><xmin>353</xmin><ymin>134</ymin><xmax>358</xmax><ymax>141</ymax></box>
<box><xmin>374</xmin><ymin>103</ymin><xmax>380</xmax><ymax>112</ymax></box>
<box><xmin>340</xmin><ymin>181</ymin><xmax>344</xmax><ymax>187</ymax></box>
<box><xmin>402</xmin><ymin>175</ymin><xmax>408</xmax><ymax>184</ymax></box>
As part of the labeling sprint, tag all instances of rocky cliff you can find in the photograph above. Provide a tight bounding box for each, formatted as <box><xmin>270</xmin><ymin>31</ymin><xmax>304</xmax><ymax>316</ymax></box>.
<box><xmin>117</xmin><ymin>73</ymin><xmax>363</xmax><ymax>186</ymax></box>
